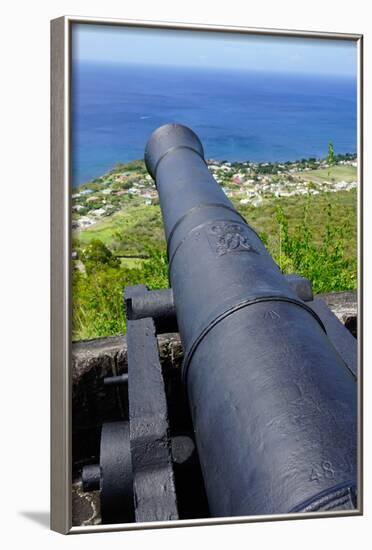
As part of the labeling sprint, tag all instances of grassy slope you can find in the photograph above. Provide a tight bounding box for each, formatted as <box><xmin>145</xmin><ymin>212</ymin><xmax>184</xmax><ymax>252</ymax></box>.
<box><xmin>76</xmin><ymin>203</ymin><xmax>165</xmax><ymax>257</ymax></box>
<box><xmin>236</xmin><ymin>189</ymin><xmax>357</xmax><ymax>260</ymax></box>
<box><xmin>298</xmin><ymin>165</ymin><xmax>357</xmax><ymax>184</ymax></box>
<box><xmin>72</xmin><ymin>166</ymin><xmax>357</xmax><ymax>340</ymax></box>
<box><xmin>76</xmin><ymin>189</ymin><xmax>357</xmax><ymax>262</ymax></box>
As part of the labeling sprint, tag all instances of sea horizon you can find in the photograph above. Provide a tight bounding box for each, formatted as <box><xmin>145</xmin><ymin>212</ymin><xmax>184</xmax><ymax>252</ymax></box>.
<box><xmin>72</xmin><ymin>61</ymin><xmax>357</xmax><ymax>187</ymax></box>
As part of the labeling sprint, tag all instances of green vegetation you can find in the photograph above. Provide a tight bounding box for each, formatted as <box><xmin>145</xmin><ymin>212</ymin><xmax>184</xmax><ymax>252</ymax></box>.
<box><xmin>273</xmin><ymin>199</ymin><xmax>356</xmax><ymax>293</ymax></box>
<box><xmin>72</xmin><ymin>185</ymin><xmax>357</xmax><ymax>341</ymax></box>
<box><xmin>72</xmin><ymin>244</ymin><xmax>168</xmax><ymax>340</ymax></box>
<box><xmin>300</xmin><ymin>165</ymin><xmax>356</xmax><ymax>184</ymax></box>
<box><xmin>327</xmin><ymin>142</ymin><xmax>335</xmax><ymax>166</ymax></box>
<box><xmin>77</xmin><ymin>203</ymin><xmax>164</xmax><ymax>255</ymax></box>
<box><xmin>72</xmin><ymin>151</ymin><xmax>357</xmax><ymax>341</ymax></box>
<box><xmin>236</xmin><ymin>189</ymin><xmax>357</xmax><ymax>261</ymax></box>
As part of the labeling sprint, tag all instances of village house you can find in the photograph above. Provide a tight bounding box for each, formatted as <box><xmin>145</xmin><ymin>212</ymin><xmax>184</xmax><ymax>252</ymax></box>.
<box><xmin>78</xmin><ymin>216</ymin><xmax>95</xmax><ymax>228</ymax></box>
<box><xmin>91</xmin><ymin>208</ymin><xmax>106</xmax><ymax>217</ymax></box>
<box><xmin>252</xmin><ymin>197</ymin><xmax>263</xmax><ymax>207</ymax></box>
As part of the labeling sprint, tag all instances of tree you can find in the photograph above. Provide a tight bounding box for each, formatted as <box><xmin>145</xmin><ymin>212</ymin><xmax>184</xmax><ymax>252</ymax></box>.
<box><xmin>81</xmin><ymin>239</ymin><xmax>120</xmax><ymax>273</ymax></box>
<box><xmin>327</xmin><ymin>142</ymin><xmax>335</xmax><ymax>165</ymax></box>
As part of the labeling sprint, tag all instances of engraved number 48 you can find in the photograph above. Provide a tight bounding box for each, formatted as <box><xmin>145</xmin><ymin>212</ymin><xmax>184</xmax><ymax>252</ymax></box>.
<box><xmin>309</xmin><ymin>461</ymin><xmax>335</xmax><ymax>482</ymax></box>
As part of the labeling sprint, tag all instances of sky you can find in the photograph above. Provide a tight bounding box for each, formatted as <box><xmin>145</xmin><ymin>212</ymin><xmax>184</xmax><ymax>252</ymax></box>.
<box><xmin>72</xmin><ymin>24</ymin><xmax>357</xmax><ymax>77</ymax></box>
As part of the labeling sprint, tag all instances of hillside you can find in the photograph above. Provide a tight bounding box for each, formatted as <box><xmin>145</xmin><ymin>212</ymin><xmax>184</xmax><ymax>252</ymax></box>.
<box><xmin>72</xmin><ymin>155</ymin><xmax>358</xmax><ymax>341</ymax></box>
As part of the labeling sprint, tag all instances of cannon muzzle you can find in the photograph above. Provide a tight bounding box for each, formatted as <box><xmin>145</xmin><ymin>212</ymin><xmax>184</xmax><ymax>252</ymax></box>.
<box><xmin>144</xmin><ymin>123</ymin><xmax>357</xmax><ymax>517</ymax></box>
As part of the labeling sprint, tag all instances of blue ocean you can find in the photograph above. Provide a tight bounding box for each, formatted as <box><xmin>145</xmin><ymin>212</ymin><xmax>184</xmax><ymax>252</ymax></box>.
<box><xmin>72</xmin><ymin>62</ymin><xmax>357</xmax><ymax>187</ymax></box>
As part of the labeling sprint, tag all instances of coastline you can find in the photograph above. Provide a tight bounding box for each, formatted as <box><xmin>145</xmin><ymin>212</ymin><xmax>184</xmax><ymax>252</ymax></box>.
<box><xmin>72</xmin><ymin>153</ymin><xmax>357</xmax><ymax>232</ymax></box>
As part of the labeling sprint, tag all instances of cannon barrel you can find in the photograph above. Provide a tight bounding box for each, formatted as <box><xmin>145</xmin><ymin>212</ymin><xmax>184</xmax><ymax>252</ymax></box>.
<box><xmin>144</xmin><ymin>123</ymin><xmax>357</xmax><ymax>517</ymax></box>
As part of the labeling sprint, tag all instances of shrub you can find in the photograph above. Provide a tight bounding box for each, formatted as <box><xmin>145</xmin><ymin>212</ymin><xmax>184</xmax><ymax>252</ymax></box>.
<box><xmin>81</xmin><ymin>239</ymin><xmax>121</xmax><ymax>273</ymax></box>
<box><xmin>272</xmin><ymin>200</ymin><xmax>356</xmax><ymax>293</ymax></box>
<box><xmin>72</xmin><ymin>245</ymin><xmax>169</xmax><ymax>340</ymax></box>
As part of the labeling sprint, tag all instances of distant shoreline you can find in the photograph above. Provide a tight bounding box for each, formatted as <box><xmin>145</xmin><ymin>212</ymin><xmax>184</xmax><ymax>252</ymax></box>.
<box><xmin>74</xmin><ymin>152</ymin><xmax>357</xmax><ymax>190</ymax></box>
<box><xmin>73</xmin><ymin>61</ymin><xmax>356</xmax><ymax>187</ymax></box>
<box><xmin>71</xmin><ymin>153</ymin><xmax>357</xmax><ymax>232</ymax></box>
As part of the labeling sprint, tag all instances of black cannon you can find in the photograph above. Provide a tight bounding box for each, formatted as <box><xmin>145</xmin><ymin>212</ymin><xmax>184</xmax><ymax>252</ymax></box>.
<box><xmin>81</xmin><ymin>124</ymin><xmax>357</xmax><ymax>524</ymax></box>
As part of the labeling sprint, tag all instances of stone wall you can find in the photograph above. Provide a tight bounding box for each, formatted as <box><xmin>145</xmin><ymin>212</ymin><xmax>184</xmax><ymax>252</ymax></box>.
<box><xmin>72</xmin><ymin>291</ymin><xmax>357</xmax><ymax>383</ymax></box>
